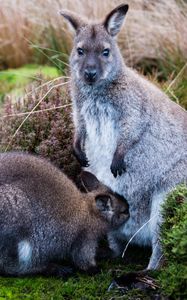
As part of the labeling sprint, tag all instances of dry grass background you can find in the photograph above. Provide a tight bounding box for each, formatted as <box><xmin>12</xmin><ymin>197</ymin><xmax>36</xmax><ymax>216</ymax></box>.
<box><xmin>0</xmin><ymin>0</ymin><xmax>187</xmax><ymax>68</ymax></box>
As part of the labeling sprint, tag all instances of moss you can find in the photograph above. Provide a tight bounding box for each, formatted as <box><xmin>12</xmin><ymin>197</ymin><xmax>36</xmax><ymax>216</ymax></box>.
<box><xmin>0</xmin><ymin>257</ymin><xmax>155</xmax><ymax>300</ymax></box>
<box><xmin>159</xmin><ymin>185</ymin><xmax>187</xmax><ymax>299</ymax></box>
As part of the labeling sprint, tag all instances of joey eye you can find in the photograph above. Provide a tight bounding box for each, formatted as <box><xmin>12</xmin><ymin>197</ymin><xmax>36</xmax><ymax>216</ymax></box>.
<box><xmin>121</xmin><ymin>208</ymin><xmax>129</xmax><ymax>215</ymax></box>
<box><xmin>102</xmin><ymin>48</ymin><xmax>110</xmax><ymax>57</ymax></box>
<box><xmin>77</xmin><ymin>48</ymin><xmax>84</xmax><ymax>56</ymax></box>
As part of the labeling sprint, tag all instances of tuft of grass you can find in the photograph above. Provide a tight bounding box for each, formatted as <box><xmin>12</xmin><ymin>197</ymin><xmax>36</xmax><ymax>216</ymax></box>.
<box><xmin>31</xmin><ymin>28</ymin><xmax>70</xmax><ymax>74</ymax></box>
<box><xmin>139</xmin><ymin>54</ymin><xmax>187</xmax><ymax>109</ymax></box>
<box><xmin>170</xmin><ymin>76</ymin><xmax>187</xmax><ymax>109</ymax></box>
<box><xmin>159</xmin><ymin>185</ymin><xmax>187</xmax><ymax>299</ymax></box>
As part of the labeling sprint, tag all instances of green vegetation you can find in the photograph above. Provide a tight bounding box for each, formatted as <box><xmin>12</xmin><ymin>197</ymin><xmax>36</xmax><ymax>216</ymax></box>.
<box><xmin>137</xmin><ymin>53</ymin><xmax>187</xmax><ymax>109</ymax></box>
<box><xmin>159</xmin><ymin>185</ymin><xmax>187</xmax><ymax>299</ymax></box>
<box><xmin>0</xmin><ymin>245</ymin><xmax>153</xmax><ymax>300</ymax></box>
<box><xmin>31</xmin><ymin>31</ymin><xmax>70</xmax><ymax>74</ymax></box>
<box><xmin>0</xmin><ymin>268</ymin><xmax>116</xmax><ymax>300</ymax></box>
<box><xmin>0</xmin><ymin>64</ymin><xmax>60</xmax><ymax>103</ymax></box>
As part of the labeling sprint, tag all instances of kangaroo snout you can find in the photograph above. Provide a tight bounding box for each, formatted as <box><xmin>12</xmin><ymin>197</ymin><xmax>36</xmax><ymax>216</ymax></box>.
<box><xmin>84</xmin><ymin>68</ymin><xmax>97</xmax><ymax>83</ymax></box>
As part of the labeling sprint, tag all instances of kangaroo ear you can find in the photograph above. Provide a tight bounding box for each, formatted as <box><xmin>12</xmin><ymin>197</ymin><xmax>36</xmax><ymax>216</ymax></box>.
<box><xmin>80</xmin><ymin>171</ymin><xmax>101</xmax><ymax>192</ymax></box>
<box><xmin>103</xmin><ymin>4</ymin><xmax>129</xmax><ymax>37</ymax></box>
<box><xmin>95</xmin><ymin>195</ymin><xmax>112</xmax><ymax>213</ymax></box>
<box><xmin>60</xmin><ymin>10</ymin><xmax>85</xmax><ymax>32</ymax></box>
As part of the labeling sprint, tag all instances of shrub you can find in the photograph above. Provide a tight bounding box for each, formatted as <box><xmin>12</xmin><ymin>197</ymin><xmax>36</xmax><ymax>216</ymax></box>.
<box><xmin>0</xmin><ymin>76</ymin><xmax>81</xmax><ymax>181</ymax></box>
<box><xmin>159</xmin><ymin>185</ymin><xmax>187</xmax><ymax>299</ymax></box>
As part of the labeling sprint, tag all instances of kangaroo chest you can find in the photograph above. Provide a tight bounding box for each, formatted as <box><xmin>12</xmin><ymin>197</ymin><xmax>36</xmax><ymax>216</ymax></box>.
<box><xmin>82</xmin><ymin>100</ymin><xmax>118</xmax><ymax>157</ymax></box>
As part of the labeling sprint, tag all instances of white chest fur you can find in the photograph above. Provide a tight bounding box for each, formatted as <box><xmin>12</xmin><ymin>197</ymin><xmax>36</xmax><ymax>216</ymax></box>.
<box><xmin>81</xmin><ymin>100</ymin><xmax>118</xmax><ymax>181</ymax></box>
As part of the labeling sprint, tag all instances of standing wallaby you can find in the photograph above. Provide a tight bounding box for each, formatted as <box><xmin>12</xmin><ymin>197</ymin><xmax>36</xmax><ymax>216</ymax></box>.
<box><xmin>0</xmin><ymin>152</ymin><xmax>129</xmax><ymax>277</ymax></box>
<box><xmin>60</xmin><ymin>4</ymin><xmax>187</xmax><ymax>269</ymax></box>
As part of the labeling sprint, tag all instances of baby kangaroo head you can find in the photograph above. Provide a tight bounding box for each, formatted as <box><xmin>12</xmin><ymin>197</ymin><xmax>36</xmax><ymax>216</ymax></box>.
<box><xmin>81</xmin><ymin>171</ymin><xmax>129</xmax><ymax>228</ymax></box>
<box><xmin>60</xmin><ymin>4</ymin><xmax>129</xmax><ymax>85</ymax></box>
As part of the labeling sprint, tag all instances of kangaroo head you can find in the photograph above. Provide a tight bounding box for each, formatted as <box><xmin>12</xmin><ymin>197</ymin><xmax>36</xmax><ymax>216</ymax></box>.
<box><xmin>81</xmin><ymin>171</ymin><xmax>129</xmax><ymax>228</ymax></box>
<box><xmin>60</xmin><ymin>4</ymin><xmax>128</xmax><ymax>86</ymax></box>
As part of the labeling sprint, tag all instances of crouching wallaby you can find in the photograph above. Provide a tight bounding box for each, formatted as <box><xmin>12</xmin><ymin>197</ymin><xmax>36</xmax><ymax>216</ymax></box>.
<box><xmin>0</xmin><ymin>152</ymin><xmax>129</xmax><ymax>277</ymax></box>
<box><xmin>60</xmin><ymin>4</ymin><xmax>187</xmax><ymax>270</ymax></box>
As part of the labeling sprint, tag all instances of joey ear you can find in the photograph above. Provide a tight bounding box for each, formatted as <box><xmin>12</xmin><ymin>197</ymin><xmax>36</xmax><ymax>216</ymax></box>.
<box><xmin>81</xmin><ymin>171</ymin><xmax>101</xmax><ymax>192</ymax></box>
<box><xmin>60</xmin><ymin>9</ymin><xmax>85</xmax><ymax>32</ymax></box>
<box><xmin>95</xmin><ymin>195</ymin><xmax>112</xmax><ymax>212</ymax></box>
<box><xmin>103</xmin><ymin>4</ymin><xmax>129</xmax><ymax>37</ymax></box>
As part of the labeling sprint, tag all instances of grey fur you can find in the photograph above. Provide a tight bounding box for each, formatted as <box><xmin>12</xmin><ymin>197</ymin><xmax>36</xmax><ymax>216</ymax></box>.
<box><xmin>61</xmin><ymin>4</ymin><xmax>187</xmax><ymax>269</ymax></box>
<box><xmin>0</xmin><ymin>152</ymin><xmax>129</xmax><ymax>277</ymax></box>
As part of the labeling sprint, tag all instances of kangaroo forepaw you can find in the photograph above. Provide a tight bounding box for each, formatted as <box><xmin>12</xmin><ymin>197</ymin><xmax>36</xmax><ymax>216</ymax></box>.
<box><xmin>110</xmin><ymin>158</ymin><xmax>126</xmax><ymax>178</ymax></box>
<box><xmin>108</xmin><ymin>270</ymin><xmax>153</xmax><ymax>292</ymax></box>
<box><xmin>73</xmin><ymin>148</ymin><xmax>89</xmax><ymax>167</ymax></box>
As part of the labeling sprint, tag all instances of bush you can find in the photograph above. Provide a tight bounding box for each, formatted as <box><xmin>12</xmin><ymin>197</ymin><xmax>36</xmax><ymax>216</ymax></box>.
<box><xmin>0</xmin><ymin>76</ymin><xmax>81</xmax><ymax>181</ymax></box>
<box><xmin>159</xmin><ymin>185</ymin><xmax>187</xmax><ymax>299</ymax></box>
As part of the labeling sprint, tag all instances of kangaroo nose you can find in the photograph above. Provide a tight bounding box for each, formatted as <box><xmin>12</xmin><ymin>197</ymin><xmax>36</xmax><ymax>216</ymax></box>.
<box><xmin>84</xmin><ymin>69</ymin><xmax>97</xmax><ymax>81</ymax></box>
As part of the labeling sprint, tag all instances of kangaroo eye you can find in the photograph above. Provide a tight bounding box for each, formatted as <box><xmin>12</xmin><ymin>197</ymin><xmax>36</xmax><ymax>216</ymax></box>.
<box><xmin>77</xmin><ymin>48</ymin><xmax>84</xmax><ymax>56</ymax></box>
<box><xmin>102</xmin><ymin>48</ymin><xmax>110</xmax><ymax>57</ymax></box>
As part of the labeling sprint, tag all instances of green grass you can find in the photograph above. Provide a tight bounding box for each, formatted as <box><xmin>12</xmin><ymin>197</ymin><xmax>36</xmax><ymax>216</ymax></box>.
<box><xmin>31</xmin><ymin>28</ymin><xmax>70</xmax><ymax>74</ymax></box>
<box><xmin>0</xmin><ymin>64</ymin><xmax>60</xmax><ymax>103</ymax></box>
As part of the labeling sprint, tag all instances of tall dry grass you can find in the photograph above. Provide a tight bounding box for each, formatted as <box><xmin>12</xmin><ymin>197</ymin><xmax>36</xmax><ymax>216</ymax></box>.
<box><xmin>0</xmin><ymin>0</ymin><xmax>187</xmax><ymax>68</ymax></box>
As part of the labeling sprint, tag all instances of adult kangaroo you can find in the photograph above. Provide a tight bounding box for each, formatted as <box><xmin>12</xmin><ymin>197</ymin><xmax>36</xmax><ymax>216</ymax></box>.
<box><xmin>60</xmin><ymin>4</ymin><xmax>187</xmax><ymax>269</ymax></box>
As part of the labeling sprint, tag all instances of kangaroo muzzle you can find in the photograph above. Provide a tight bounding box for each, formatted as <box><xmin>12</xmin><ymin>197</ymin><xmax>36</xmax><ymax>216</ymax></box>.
<box><xmin>84</xmin><ymin>68</ymin><xmax>97</xmax><ymax>84</ymax></box>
